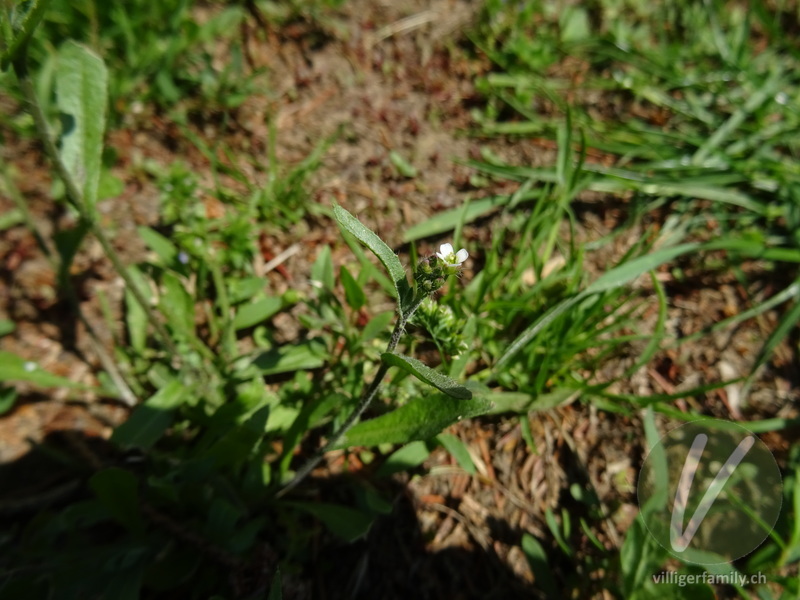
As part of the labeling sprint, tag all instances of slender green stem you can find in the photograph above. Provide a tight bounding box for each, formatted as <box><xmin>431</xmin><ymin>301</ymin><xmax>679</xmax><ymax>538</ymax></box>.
<box><xmin>209</xmin><ymin>258</ymin><xmax>237</xmax><ymax>360</ymax></box>
<box><xmin>275</xmin><ymin>295</ymin><xmax>428</xmax><ymax>498</ymax></box>
<box><xmin>12</xmin><ymin>55</ymin><xmax>180</xmax><ymax>359</ymax></box>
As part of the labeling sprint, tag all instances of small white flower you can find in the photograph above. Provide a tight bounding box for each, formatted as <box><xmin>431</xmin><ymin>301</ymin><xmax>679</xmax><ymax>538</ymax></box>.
<box><xmin>436</xmin><ymin>243</ymin><xmax>469</xmax><ymax>268</ymax></box>
<box><xmin>23</xmin><ymin>362</ymin><xmax>37</xmax><ymax>372</ymax></box>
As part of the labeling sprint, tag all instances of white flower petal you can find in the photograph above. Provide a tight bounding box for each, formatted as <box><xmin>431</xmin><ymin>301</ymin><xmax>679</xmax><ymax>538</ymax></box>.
<box><xmin>438</xmin><ymin>243</ymin><xmax>454</xmax><ymax>258</ymax></box>
<box><xmin>454</xmin><ymin>249</ymin><xmax>469</xmax><ymax>264</ymax></box>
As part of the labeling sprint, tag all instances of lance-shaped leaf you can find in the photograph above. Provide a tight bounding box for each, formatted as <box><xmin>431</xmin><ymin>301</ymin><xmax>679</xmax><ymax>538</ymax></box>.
<box><xmin>381</xmin><ymin>352</ymin><xmax>472</xmax><ymax>399</ymax></box>
<box><xmin>286</xmin><ymin>502</ymin><xmax>375</xmax><ymax>543</ymax></box>
<box><xmin>111</xmin><ymin>380</ymin><xmax>186</xmax><ymax>449</ymax></box>
<box><xmin>0</xmin><ymin>351</ymin><xmax>94</xmax><ymax>391</ymax></box>
<box><xmin>332</xmin><ymin>204</ymin><xmax>412</xmax><ymax>314</ymax></box>
<box><xmin>55</xmin><ymin>41</ymin><xmax>108</xmax><ymax>211</ymax></box>
<box><xmin>336</xmin><ymin>392</ymin><xmax>492</xmax><ymax>448</ymax></box>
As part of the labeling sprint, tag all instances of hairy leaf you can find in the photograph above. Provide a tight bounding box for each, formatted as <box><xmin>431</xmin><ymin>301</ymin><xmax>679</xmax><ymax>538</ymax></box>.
<box><xmin>55</xmin><ymin>41</ymin><xmax>108</xmax><ymax>211</ymax></box>
<box><xmin>381</xmin><ymin>352</ymin><xmax>471</xmax><ymax>399</ymax></box>
<box><xmin>337</xmin><ymin>393</ymin><xmax>492</xmax><ymax>448</ymax></box>
<box><xmin>332</xmin><ymin>204</ymin><xmax>412</xmax><ymax>314</ymax></box>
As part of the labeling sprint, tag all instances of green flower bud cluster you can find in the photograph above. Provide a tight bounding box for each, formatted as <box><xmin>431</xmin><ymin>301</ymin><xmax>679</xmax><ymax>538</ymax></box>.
<box><xmin>411</xmin><ymin>297</ymin><xmax>469</xmax><ymax>357</ymax></box>
<box><xmin>413</xmin><ymin>255</ymin><xmax>445</xmax><ymax>295</ymax></box>
<box><xmin>412</xmin><ymin>242</ymin><xmax>469</xmax><ymax>295</ymax></box>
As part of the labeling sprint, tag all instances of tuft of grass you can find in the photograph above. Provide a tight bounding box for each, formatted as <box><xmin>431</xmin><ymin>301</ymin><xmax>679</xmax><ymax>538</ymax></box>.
<box><xmin>450</xmin><ymin>0</ymin><xmax>800</xmax><ymax>596</ymax></box>
<box><xmin>18</xmin><ymin>0</ymin><xmax>255</xmax><ymax>119</ymax></box>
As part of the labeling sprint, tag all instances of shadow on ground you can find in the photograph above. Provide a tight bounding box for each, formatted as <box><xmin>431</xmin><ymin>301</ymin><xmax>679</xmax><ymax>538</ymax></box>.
<box><xmin>0</xmin><ymin>421</ymin><xmax>544</xmax><ymax>600</ymax></box>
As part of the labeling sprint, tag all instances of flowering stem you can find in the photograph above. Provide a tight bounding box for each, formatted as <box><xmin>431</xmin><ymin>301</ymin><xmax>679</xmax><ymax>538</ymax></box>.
<box><xmin>275</xmin><ymin>294</ymin><xmax>428</xmax><ymax>498</ymax></box>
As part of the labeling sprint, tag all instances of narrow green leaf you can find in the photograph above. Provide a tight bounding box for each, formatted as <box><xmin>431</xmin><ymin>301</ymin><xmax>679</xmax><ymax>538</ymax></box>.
<box><xmin>521</xmin><ymin>534</ymin><xmax>558</xmax><ymax>597</ymax></box>
<box><xmin>559</xmin><ymin>6</ymin><xmax>590</xmax><ymax>42</ymax></box>
<box><xmin>556</xmin><ymin>111</ymin><xmax>572</xmax><ymax>188</ymax></box>
<box><xmin>621</xmin><ymin>272</ymin><xmax>667</xmax><ymax>379</ymax></box>
<box><xmin>337</xmin><ymin>393</ymin><xmax>492</xmax><ymax>448</ymax></box>
<box><xmin>621</xmin><ymin>517</ymin><xmax>667</xmax><ymax>596</ymax></box>
<box><xmin>449</xmin><ymin>314</ymin><xmax>477</xmax><ymax>379</ymax></box>
<box><xmin>497</xmin><ymin>243</ymin><xmax>701</xmax><ymax>371</ymax></box>
<box><xmin>125</xmin><ymin>265</ymin><xmax>151</xmax><ymax>355</ymax></box>
<box><xmin>361</xmin><ymin>311</ymin><xmax>394</xmax><ymax>343</ymax></box>
<box><xmin>586</xmin><ymin>243</ymin><xmax>700</xmax><ymax>294</ymax></box>
<box><xmin>786</xmin><ymin>453</ymin><xmax>800</xmax><ymax>564</ymax></box>
<box><xmin>692</xmin><ymin>68</ymin><xmax>783</xmax><ymax>165</ymax></box>
<box><xmin>389</xmin><ymin>150</ymin><xmax>417</xmax><ymax>177</ymax></box>
<box><xmin>485</xmin><ymin>387</ymin><xmax>579</xmax><ymax>414</ymax></box>
<box><xmin>111</xmin><ymin>380</ymin><xmax>186</xmax><ymax>449</ymax></box>
<box><xmin>267</xmin><ymin>569</ymin><xmax>282</xmax><ymax>600</ymax></box>
<box><xmin>0</xmin><ymin>320</ymin><xmax>15</xmax><ymax>337</ymax></box>
<box><xmin>494</xmin><ymin>295</ymin><xmax>583</xmax><ymax>373</ymax></box>
<box><xmin>54</xmin><ymin>221</ymin><xmax>90</xmax><ymax>289</ymax></box>
<box><xmin>0</xmin><ymin>207</ymin><xmax>24</xmax><ymax>230</ymax></box>
<box><xmin>55</xmin><ymin>41</ymin><xmax>108</xmax><ymax>210</ymax></box>
<box><xmin>0</xmin><ymin>386</ymin><xmax>18</xmax><ymax>415</ymax></box>
<box><xmin>342</xmin><ymin>234</ymin><xmax>394</xmax><ymax>297</ymax></box>
<box><xmin>0</xmin><ymin>351</ymin><xmax>93</xmax><ymax>390</ymax></box>
<box><xmin>251</xmin><ymin>339</ymin><xmax>327</xmax><ymax>375</ymax></box>
<box><xmin>202</xmin><ymin>406</ymin><xmax>271</xmax><ymax>468</ymax></box>
<box><xmin>381</xmin><ymin>352</ymin><xmax>471</xmax><ymax>399</ymax></box>
<box><xmin>376</xmin><ymin>441</ymin><xmax>430</xmax><ymax>477</ymax></box>
<box><xmin>89</xmin><ymin>467</ymin><xmax>144</xmax><ymax>536</ymax></box>
<box><xmin>125</xmin><ymin>286</ymin><xmax>147</xmax><ymax>355</ymax></box>
<box><xmin>160</xmin><ymin>272</ymin><xmax>194</xmax><ymax>338</ymax></box>
<box><xmin>233</xmin><ymin>297</ymin><xmax>282</xmax><ymax>330</ymax></box>
<box><xmin>278</xmin><ymin>392</ymin><xmax>346</xmax><ymax>476</ymax></box>
<box><xmin>287</xmin><ymin>502</ymin><xmax>374</xmax><ymax>542</ymax></box>
<box><xmin>332</xmin><ymin>204</ymin><xmax>412</xmax><ymax>313</ymax></box>
<box><xmin>310</xmin><ymin>245</ymin><xmax>334</xmax><ymax>291</ymax></box>
<box><xmin>640</xmin><ymin>407</ymin><xmax>669</xmax><ymax>518</ymax></box>
<box><xmin>340</xmin><ymin>265</ymin><xmax>366</xmax><ymax>310</ymax></box>
<box><xmin>751</xmin><ymin>297</ymin><xmax>800</xmax><ymax>375</ymax></box>
<box><xmin>228</xmin><ymin>277</ymin><xmax>268</xmax><ymax>304</ymax></box>
<box><xmin>403</xmin><ymin>195</ymin><xmax>509</xmax><ymax>242</ymax></box>
<box><xmin>545</xmin><ymin>508</ymin><xmax>573</xmax><ymax>557</ymax></box>
<box><xmin>437</xmin><ymin>433</ymin><xmax>476</xmax><ymax>474</ymax></box>
<box><xmin>138</xmin><ymin>227</ymin><xmax>178</xmax><ymax>265</ymax></box>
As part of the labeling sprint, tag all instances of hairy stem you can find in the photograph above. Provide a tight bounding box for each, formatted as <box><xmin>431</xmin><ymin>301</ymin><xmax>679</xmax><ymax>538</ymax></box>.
<box><xmin>275</xmin><ymin>295</ymin><xmax>428</xmax><ymax>498</ymax></box>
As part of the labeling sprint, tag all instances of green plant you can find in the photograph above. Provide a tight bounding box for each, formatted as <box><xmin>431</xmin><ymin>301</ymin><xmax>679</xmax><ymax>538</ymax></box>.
<box><xmin>4</xmin><ymin>0</ymin><xmax>800</xmax><ymax>597</ymax></box>
<box><xmin>2</xmin><ymin>0</ymin><xmax>255</xmax><ymax>126</ymax></box>
<box><xmin>0</xmin><ymin>3</ymin><xmax>494</xmax><ymax>596</ymax></box>
<box><xmin>462</xmin><ymin>0</ymin><xmax>800</xmax><ymax>596</ymax></box>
